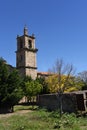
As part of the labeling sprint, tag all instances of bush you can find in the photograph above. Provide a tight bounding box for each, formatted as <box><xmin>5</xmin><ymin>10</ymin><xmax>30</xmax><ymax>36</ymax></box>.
<box><xmin>53</xmin><ymin>112</ymin><xmax>78</xmax><ymax>129</ymax></box>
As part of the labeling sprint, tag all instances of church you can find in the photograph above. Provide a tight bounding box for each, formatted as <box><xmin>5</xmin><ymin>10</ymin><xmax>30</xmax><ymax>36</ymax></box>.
<box><xmin>16</xmin><ymin>26</ymin><xmax>50</xmax><ymax>79</ymax></box>
<box><xmin>16</xmin><ymin>26</ymin><xmax>38</xmax><ymax>79</ymax></box>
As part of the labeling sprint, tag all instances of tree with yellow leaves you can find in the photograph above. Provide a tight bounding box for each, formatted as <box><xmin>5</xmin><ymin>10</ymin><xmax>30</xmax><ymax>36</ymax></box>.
<box><xmin>46</xmin><ymin>74</ymin><xmax>84</xmax><ymax>93</ymax></box>
<box><xmin>47</xmin><ymin>59</ymin><xmax>76</xmax><ymax>93</ymax></box>
<box><xmin>47</xmin><ymin>59</ymin><xmax>83</xmax><ymax>116</ymax></box>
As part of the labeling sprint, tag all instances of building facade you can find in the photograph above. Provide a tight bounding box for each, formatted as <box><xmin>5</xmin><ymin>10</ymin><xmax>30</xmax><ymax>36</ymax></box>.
<box><xmin>16</xmin><ymin>27</ymin><xmax>38</xmax><ymax>79</ymax></box>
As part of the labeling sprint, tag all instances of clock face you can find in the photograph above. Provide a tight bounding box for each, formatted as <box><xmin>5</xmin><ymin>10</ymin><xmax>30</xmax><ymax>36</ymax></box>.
<box><xmin>28</xmin><ymin>40</ymin><xmax>32</xmax><ymax>48</ymax></box>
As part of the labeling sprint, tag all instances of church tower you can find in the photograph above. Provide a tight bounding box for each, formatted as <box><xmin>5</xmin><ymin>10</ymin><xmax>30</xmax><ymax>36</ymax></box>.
<box><xmin>16</xmin><ymin>26</ymin><xmax>38</xmax><ymax>79</ymax></box>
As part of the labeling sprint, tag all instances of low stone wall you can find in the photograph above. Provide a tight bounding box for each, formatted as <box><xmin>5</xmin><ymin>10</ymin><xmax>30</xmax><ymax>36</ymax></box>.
<box><xmin>37</xmin><ymin>93</ymin><xmax>77</xmax><ymax>113</ymax></box>
<box><xmin>37</xmin><ymin>91</ymin><xmax>87</xmax><ymax>112</ymax></box>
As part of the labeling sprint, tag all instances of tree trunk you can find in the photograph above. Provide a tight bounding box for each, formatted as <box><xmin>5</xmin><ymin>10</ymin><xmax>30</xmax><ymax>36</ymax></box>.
<box><xmin>59</xmin><ymin>94</ymin><xmax>63</xmax><ymax>117</ymax></box>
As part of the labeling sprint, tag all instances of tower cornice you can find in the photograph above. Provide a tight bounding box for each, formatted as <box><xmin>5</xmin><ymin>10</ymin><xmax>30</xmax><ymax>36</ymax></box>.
<box><xmin>16</xmin><ymin>48</ymin><xmax>38</xmax><ymax>53</ymax></box>
<box><xmin>17</xmin><ymin>35</ymin><xmax>35</xmax><ymax>39</ymax></box>
<box><xmin>17</xmin><ymin>66</ymin><xmax>37</xmax><ymax>69</ymax></box>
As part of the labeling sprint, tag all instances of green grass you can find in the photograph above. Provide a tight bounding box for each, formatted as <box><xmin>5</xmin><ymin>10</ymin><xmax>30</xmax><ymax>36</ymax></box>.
<box><xmin>14</xmin><ymin>105</ymin><xmax>37</xmax><ymax>111</ymax></box>
<box><xmin>0</xmin><ymin>105</ymin><xmax>87</xmax><ymax>130</ymax></box>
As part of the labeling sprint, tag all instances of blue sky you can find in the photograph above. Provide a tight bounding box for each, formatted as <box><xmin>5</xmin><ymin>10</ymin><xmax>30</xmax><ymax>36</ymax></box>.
<box><xmin>0</xmin><ymin>0</ymin><xmax>87</xmax><ymax>74</ymax></box>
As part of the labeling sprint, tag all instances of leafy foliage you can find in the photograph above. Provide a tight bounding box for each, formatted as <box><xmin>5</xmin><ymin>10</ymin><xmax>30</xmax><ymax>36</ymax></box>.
<box><xmin>48</xmin><ymin>59</ymin><xmax>75</xmax><ymax>93</ymax></box>
<box><xmin>22</xmin><ymin>76</ymin><xmax>42</xmax><ymax>102</ymax></box>
<box><xmin>47</xmin><ymin>59</ymin><xmax>83</xmax><ymax>93</ymax></box>
<box><xmin>36</xmin><ymin>77</ymin><xmax>49</xmax><ymax>94</ymax></box>
<box><xmin>78</xmin><ymin>71</ymin><xmax>87</xmax><ymax>90</ymax></box>
<box><xmin>25</xmin><ymin>80</ymin><xmax>42</xmax><ymax>97</ymax></box>
<box><xmin>46</xmin><ymin>74</ymin><xmax>83</xmax><ymax>93</ymax></box>
<box><xmin>53</xmin><ymin>112</ymin><xmax>78</xmax><ymax>129</ymax></box>
<box><xmin>47</xmin><ymin>59</ymin><xmax>84</xmax><ymax>116</ymax></box>
<box><xmin>0</xmin><ymin>57</ymin><xmax>23</xmax><ymax>111</ymax></box>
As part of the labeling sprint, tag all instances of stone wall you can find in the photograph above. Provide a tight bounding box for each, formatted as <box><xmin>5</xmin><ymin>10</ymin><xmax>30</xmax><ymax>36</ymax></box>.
<box><xmin>37</xmin><ymin>91</ymin><xmax>87</xmax><ymax>113</ymax></box>
<box><xmin>37</xmin><ymin>93</ymin><xmax>77</xmax><ymax>113</ymax></box>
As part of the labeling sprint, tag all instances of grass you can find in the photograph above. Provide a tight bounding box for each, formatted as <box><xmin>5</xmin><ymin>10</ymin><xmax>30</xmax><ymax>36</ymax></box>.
<box><xmin>0</xmin><ymin>105</ymin><xmax>87</xmax><ymax>130</ymax></box>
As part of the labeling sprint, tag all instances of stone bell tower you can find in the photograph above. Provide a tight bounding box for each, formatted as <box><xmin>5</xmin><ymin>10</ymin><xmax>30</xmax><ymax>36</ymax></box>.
<box><xmin>16</xmin><ymin>26</ymin><xmax>38</xmax><ymax>79</ymax></box>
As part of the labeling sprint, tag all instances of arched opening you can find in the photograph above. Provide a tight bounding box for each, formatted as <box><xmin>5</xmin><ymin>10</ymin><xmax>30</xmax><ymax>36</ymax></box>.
<box><xmin>28</xmin><ymin>40</ymin><xmax>32</xmax><ymax>48</ymax></box>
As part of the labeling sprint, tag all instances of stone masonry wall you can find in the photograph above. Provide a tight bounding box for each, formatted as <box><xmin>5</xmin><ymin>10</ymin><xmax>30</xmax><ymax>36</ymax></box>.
<box><xmin>37</xmin><ymin>93</ymin><xmax>78</xmax><ymax>113</ymax></box>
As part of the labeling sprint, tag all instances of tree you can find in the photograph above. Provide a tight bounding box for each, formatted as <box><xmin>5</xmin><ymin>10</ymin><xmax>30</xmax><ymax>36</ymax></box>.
<box><xmin>78</xmin><ymin>71</ymin><xmax>87</xmax><ymax>90</ymax></box>
<box><xmin>22</xmin><ymin>75</ymin><xmax>32</xmax><ymax>82</ymax></box>
<box><xmin>48</xmin><ymin>59</ymin><xmax>76</xmax><ymax>93</ymax></box>
<box><xmin>46</xmin><ymin>74</ymin><xmax>84</xmax><ymax>93</ymax></box>
<box><xmin>24</xmin><ymin>80</ymin><xmax>42</xmax><ymax>103</ymax></box>
<box><xmin>0</xmin><ymin>58</ymin><xmax>9</xmax><ymax>110</ymax></box>
<box><xmin>6</xmin><ymin>70</ymin><xmax>23</xmax><ymax>110</ymax></box>
<box><xmin>36</xmin><ymin>77</ymin><xmax>49</xmax><ymax>94</ymax></box>
<box><xmin>0</xmin><ymin>57</ymin><xmax>23</xmax><ymax>113</ymax></box>
<box><xmin>48</xmin><ymin>59</ymin><xmax>76</xmax><ymax>116</ymax></box>
<box><xmin>21</xmin><ymin>76</ymin><xmax>33</xmax><ymax>102</ymax></box>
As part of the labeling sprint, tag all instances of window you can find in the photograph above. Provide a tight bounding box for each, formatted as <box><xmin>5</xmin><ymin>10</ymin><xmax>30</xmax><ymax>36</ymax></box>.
<box><xmin>28</xmin><ymin>40</ymin><xmax>32</xmax><ymax>48</ymax></box>
<box><xmin>20</xmin><ymin>39</ymin><xmax>23</xmax><ymax>49</ymax></box>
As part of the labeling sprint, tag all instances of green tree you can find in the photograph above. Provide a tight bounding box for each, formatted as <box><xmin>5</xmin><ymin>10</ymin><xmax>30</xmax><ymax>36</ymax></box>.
<box><xmin>0</xmin><ymin>58</ymin><xmax>9</xmax><ymax>109</ymax></box>
<box><xmin>21</xmin><ymin>76</ymin><xmax>33</xmax><ymax>101</ymax></box>
<box><xmin>36</xmin><ymin>77</ymin><xmax>49</xmax><ymax>94</ymax></box>
<box><xmin>78</xmin><ymin>71</ymin><xmax>87</xmax><ymax>90</ymax></box>
<box><xmin>22</xmin><ymin>76</ymin><xmax>32</xmax><ymax>82</ymax></box>
<box><xmin>0</xmin><ymin>57</ymin><xmax>23</xmax><ymax>113</ymax></box>
<box><xmin>24</xmin><ymin>80</ymin><xmax>42</xmax><ymax>103</ymax></box>
<box><xmin>6</xmin><ymin>70</ymin><xmax>23</xmax><ymax>110</ymax></box>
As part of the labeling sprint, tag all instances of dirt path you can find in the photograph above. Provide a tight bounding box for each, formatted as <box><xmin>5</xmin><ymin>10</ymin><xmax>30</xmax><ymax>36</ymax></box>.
<box><xmin>0</xmin><ymin>109</ymin><xmax>32</xmax><ymax>118</ymax></box>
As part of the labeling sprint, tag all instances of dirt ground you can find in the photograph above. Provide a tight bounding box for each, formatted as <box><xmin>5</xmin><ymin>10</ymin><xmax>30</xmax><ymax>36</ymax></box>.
<box><xmin>0</xmin><ymin>109</ymin><xmax>31</xmax><ymax>118</ymax></box>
